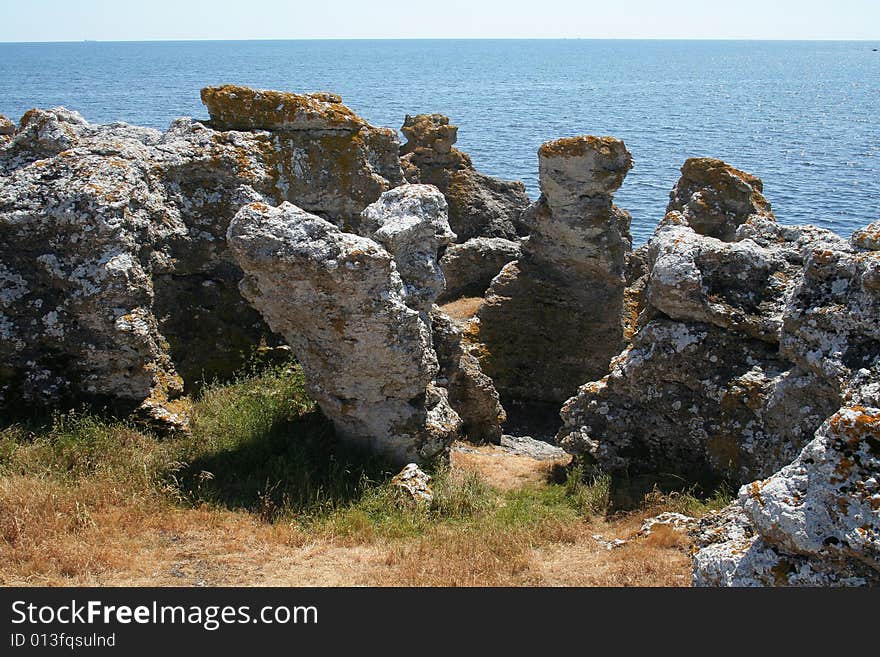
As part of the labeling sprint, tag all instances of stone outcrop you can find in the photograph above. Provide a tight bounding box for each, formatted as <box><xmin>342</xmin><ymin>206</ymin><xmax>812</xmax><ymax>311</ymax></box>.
<box><xmin>432</xmin><ymin>310</ymin><xmax>506</xmax><ymax>443</ymax></box>
<box><xmin>227</xmin><ymin>188</ymin><xmax>462</xmax><ymax>464</ymax></box>
<box><xmin>476</xmin><ymin>136</ymin><xmax>634</xmax><ymax>408</ymax></box>
<box><xmin>400</xmin><ymin>114</ymin><xmax>529</xmax><ymax>241</ymax></box>
<box><xmin>0</xmin><ymin>86</ymin><xmax>406</xmax><ymax>428</ymax></box>
<box><xmin>360</xmin><ymin>185</ymin><xmax>455</xmax><ymax>316</ymax></box>
<box><xmin>555</xmin><ymin>154</ymin><xmax>869</xmax><ymax>486</ymax></box>
<box><xmin>0</xmin><ymin>108</ymin><xmax>191</xmax><ymax>429</ymax></box>
<box><xmin>664</xmin><ymin>157</ymin><xmax>775</xmax><ymax>240</ymax></box>
<box><xmin>438</xmin><ymin>237</ymin><xmax>522</xmax><ymax>302</ymax></box>
<box><xmin>0</xmin><ymin>115</ymin><xmax>14</xmax><ymax>144</ymax></box>
<box><xmin>202</xmin><ymin>85</ymin><xmax>403</xmax><ymax>233</ymax></box>
<box><xmin>692</xmin><ymin>231</ymin><xmax>880</xmax><ymax>586</ymax></box>
<box><xmin>693</xmin><ymin>403</ymin><xmax>880</xmax><ymax>587</ymax></box>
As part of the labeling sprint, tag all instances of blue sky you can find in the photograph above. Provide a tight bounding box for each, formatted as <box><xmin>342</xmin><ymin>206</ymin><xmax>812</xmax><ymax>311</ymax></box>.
<box><xmin>2</xmin><ymin>0</ymin><xmax>878</xmax><ymax>42</ymax></box>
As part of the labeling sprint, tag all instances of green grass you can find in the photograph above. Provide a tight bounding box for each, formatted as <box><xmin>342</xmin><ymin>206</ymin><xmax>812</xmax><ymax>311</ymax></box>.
<box><xmin>0</xmin><ymin>359</ymin><xmax>730</xmax><ymax>543</ymax></box>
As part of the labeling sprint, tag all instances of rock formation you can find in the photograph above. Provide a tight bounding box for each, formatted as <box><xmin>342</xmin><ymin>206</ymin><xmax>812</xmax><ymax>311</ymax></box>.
<box><xmin>0</xmin><ymin>108</ymin><xmax>191</xmax><ymax>429</ymax></box>
<box><xmin>227</xmin><ymin>187</ymin><xmax>463</xmax><ymax>464</ymax></box>
<box><xmin>438</xmin><ymin>237</ymin><xmax>522</xmax><ymax>302</ymax></box>
<box><xmin>0</xmin><ymin>115</ymin><xmax>14</xmax><ymax>145</ymax></box>
<box><xmin>557</xmin><ymin>158</ymin><xmax>858</xmax><ymax>485</ymax></box>
<box><xmin>693</xmin><ymin>402</ymin><xmax>880</xmax><ymax>586</ymax></box>
<box><xmin>476</xmin><ymin>136</ymin><xmax>634</xmax><ymax>410</ymax></box>
<box><xmin>201</xmin><ymin>85</ymin><xmax>403</xmax><ymax>232</ymax></box>
<box><xmin>0</xmin><ymin>86</ymin><xmax>405</xmax><ymax>428</ymax></box>
<box><xmin>400</xmin><ymin>113</ymin><xmax>530</xmax><ymax>241</ymax></box>
<box><xmin>692</xmin><ymin>229</ymin><xmax>880</xmax><ymax>586</ymax></box>
<box><xmin>360</xmin><ymin>185</ymin><xmax>455</xmax><ymax>316</ymax></box>
<box><xmin>664</xmin><ymin>157</ymin><xmax>775</xmax><ymax>240</ymax></box>
<box><xmin>432</xmin><ymin>310</ymin><xmax>506</xmax><ymax>443</ymax></box>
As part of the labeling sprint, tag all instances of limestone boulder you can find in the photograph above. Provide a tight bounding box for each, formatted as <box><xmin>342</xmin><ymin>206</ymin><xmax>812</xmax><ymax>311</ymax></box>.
<box><xmin>361</xmin><ymin>184</ymin><xmax>456</xmax><ymax>315</ymax></box>
<box><xmin>0</xmin><ymin>115</ymin><xmax>15</xmax><ymax>145</ymax></box>
<box><xmin>202</xmin><ymin>85</ymin><xmax>403</xmax><ymax>232</ymax></box>
<box><xmin>557</xmin><ymin>319</ymin><xmax>838</xmax><ymax>484</ymax></box>
<box><xmin>0</xmin><ymin>110</ymin><xmax>189</xmax><ymax>429</ymax></box>
<box><xmin>647</xmin><ymin>221</ymin><xmax>849</xmax><ymax>344</ymax></box>
<box><xmin>780</xmin><ymin>244</ymin><xmax>880</xmax><ymax>394</ymax></box>
<box><xmin>693</xmin><ymin>402</ymin><xmax>880</xmax><ymax>587</ymax></box>
<box><xmin>1</xmin><ymin>86</ymin><xmax>407</xmax><ymax>428</ymax></box>
<box><xmin>476</xmin><ymin>136</ymin><xmax>633</xmax><ymax>409</ymax></box>
<box><xmin>432</xmin><ymin>310</ymin><xmax>506</xmax><ymax>444</ymax></box>
<box><xmin>438</xmin><ymin>237</ymin><xmax>522</xmax><ymax>302</ymax></box>
<box><xmin>664</xmin><ymin>157</ymin><xmax>775</xmax><ymax>241</ymax></box>
<box><xmin>852</xmin><ymin>222</ymin><xmax>880</xmax><ymax>251</ymax></box>
<box><xmin>227</xmin><ymin>200</ymin><xmax>460</xmax><ymax>464</ymax></box>
<box><xmin>556</xmin><ymin>163</ymin><xmax>862</xmax><ymax>486</ymax></box>
<box><xmin>400</xmin><ymin>114</ymin><xmax>529</xmax><ymax>241</ymax></box>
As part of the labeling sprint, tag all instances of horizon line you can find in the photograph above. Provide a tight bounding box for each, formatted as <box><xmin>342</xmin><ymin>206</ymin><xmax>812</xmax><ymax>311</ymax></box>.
<box><xmin>2</xmin><ymin>36</ymin><xmax>879</xmax><ymax>45</ymax></box>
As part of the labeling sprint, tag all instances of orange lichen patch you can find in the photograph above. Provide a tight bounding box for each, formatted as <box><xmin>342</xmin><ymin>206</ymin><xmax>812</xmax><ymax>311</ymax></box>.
<box><xmin>201</xmin><ymin>85</ymin><xmax>366</xmax><ymax>133</ymax></box>
<box><xmin>622</xmin><ymin>286</ymin><xmax>643</xmax><ymax>341</ymax></box>
<box><xmin>17</xmin><ymin>108</ymin><xmax>42</xmax><ymax>128</ymax></box>
<box><xmin>679</xmin><ymin>157</ymin><xmax>765</xmax><ymax>192</ymax></box>
<box><xmin>829</xmin><ymin>406</ymin><xmax>880</xmax><ymax>441</ymax></box>
<box><xmin>539</xmin><ymin>135</ymin><xmax>623</xmax><ymax>159</ymax></box>
<box><xmin>747</xmin><ymin>481</ymin><xmax>766</xmax><ymax>507</ymax></box>
<box><xmin>674</xmin><ymin>157</ymin><xmax>775</xmax><ymax>224</ymax></box>
<box><xmin>852</xmin><ymin>223</ymin><xmax>880</xmax><ymax>251</ymax></box>
<box><xmin>400</xmin><ymin>114</ymin><xmax>458</xmax><ymax>155</ymax></box>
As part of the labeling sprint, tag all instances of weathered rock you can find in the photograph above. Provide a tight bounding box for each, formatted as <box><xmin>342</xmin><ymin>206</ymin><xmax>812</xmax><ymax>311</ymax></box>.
<box><xmin>693</xmin><ymin>403</ymin><xmax>880</xmax><ymax>587</ymax></box>
<box><xmin>438</xmin><ymin>237</ymin><xmax>522</xmax><ymax>302</ymax></box>
<box><xmin>664</xmin><ymin>157</ymin><xmax>775</xmax><ymax>241</ymax></box>
<box><xmin>743</xmin><ymin>406</ymin><xmax>879</xmax><ymax>569</ymax></box>
<box><xmin>558</xmin><ymin>319</ymin><xmax>839</xmax><ymax>484</ymax></box>
<box><xmin>647</xmin><ymin>223</ymin><xmax>845</xmax><ymax>344</ymax></box>
<box><xmin>687</xmin><ymin>222</ymin><xmax>880</xmax><ymax>586</ymax></box>
<box><xmin>476</xmin><ymin>136</ymin><xmax>634</xmax><ymax>407</ymax></box>
<box><xmin>0</xmin><ymin>115</ymin><xmax>14</xmax><ymax>144</ymax></box>
<box><xmin>432</xmin><ymin>309</ymin><xmax>505</xmax><ymax>444</ymax></box>
<box><xmin>201</xmin><ymin>86</ymin><xmax>366</xmax><ymax>133</ymax></box>
<box><xmin>0</xmin><ymin>87</ymin><xmax>412</xmax><ymax>428</ymax></box>
<box><xmin>622</xmin><ymin>244</ymin><xmax>651</xmax><ymax>341</ymax></box>
<box><xmin>227</xmin><ymin>200</ymin><xmax>460</xmax><ymax>464</ymax></box>
<box><xmin>391</xmin><ymin>464</ymin><xmax>434</xmax><ymax>503</ymax></box>
<box><xmin>557</xmin><ymin>165</ymin><xmax>861</xmax><ymax>486</ymax></box>
<box><xmin>400</xmin><ymin>114</ymin><xmax>529</xmax><ymax>241</ymax></box>
<box><xmin>780</xmin><ymin>244</ymin><xmax>880</xmax><ymax>394</ymax></box>
<box><xmin>852</xmin><ymin>222</ymin><xmax>880</xmax><ymax>251</ymax></box>
<box><xmin>202</xmin><ymin>85</ymin><xmax>403</xmax><ymax>232</ymax></box>
<box><xmin>0</xmin><ymin>109</ymin><xmax>190</xmax><ymax>429</ymax></box>
<box><xmin>361</xmin><ymin>185</ymin><xmax>456</xmax><ymax>316</ymax></box>
<box><xmin>691</xmin><ymin>503</ymin><xmax>873</xmax><ymax>586</ymax></box>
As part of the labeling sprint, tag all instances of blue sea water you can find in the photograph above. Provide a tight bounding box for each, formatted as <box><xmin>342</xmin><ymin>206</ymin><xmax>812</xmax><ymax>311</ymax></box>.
<box><xmin>1</xmin><ymin>39</ymin><xmax>877</xmax><ymax>244</ymax></box>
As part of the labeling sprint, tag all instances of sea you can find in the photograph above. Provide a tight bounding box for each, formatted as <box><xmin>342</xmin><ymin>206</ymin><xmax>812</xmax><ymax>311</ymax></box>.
<box><xmin>1</xmin><ymin>39</ymin><xmax>877</xmax><ymax>244</ymax></box>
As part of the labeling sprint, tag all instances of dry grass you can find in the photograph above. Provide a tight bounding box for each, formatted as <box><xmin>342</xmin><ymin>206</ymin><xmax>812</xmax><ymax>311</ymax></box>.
<box><xmin>450</xmin><ymin>442</ymin><xmax>570</xmax><ymax>491</ymax></box>
<box><xmin>0</xmin><ymin>363</ymin><xmax>730</xmax><ymax>587</ymax></box>
<box><xmin>439</xmin><ymin>296</ymin><xmax>483</xmax><ymax>321</ymax></box>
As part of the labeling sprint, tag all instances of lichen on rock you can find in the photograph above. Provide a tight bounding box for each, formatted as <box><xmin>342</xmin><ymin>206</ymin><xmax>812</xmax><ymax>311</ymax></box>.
<box><xmin>400</xmin><ymin>113</ymin><xmax>530</xmax><ymax>241</ymax></box>
<box><xmin>664</xmin><ymin>157</ymin><xmax>775</xmax><ymax>241</ymax></box>
<box><xmin>556</xmin><ymin>161</ymin><xmax>869</xmax><ymax>490</ymax></box>
<box><xmin>476</xmin><ymin>135</ymin><xmax>634</xmax><ymax>414</ymax></box>
<box><xmin>227</xmin><ymin>198</ymin><xmax>461</xmax><ymax>464</ymax></box>
<box><xmin>438</xmin><ymin>237</ymin><xmax>522</xmax><ymax>302</ymax></box>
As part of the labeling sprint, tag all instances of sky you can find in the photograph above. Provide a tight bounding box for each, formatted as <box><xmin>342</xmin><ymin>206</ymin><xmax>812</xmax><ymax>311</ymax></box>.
<box><xmin>1</xmin><ymin>0</ymin><xmax>879</xmax><ymax>42</ymax></box>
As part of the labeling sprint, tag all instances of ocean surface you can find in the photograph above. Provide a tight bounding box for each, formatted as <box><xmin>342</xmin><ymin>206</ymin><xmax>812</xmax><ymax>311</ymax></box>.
<box><xmin>1</xmin><ymin>39</ymin><xmax>877</xmax><ymax>244</ymax></box>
